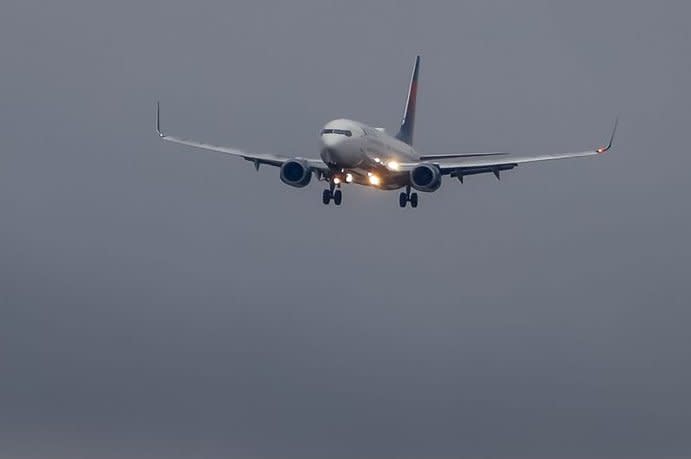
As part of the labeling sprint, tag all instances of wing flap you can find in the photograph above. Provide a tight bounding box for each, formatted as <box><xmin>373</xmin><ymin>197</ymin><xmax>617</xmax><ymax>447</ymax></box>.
<box><xmin>159</xmin><ymin>134</ymin><xmax>286</xmax><ymax>166</ymax></box>
<box><xmin>407</xmin><ymin>119</ymin><xmax>618</xmax><ymax>175</ymax></box>
<box><xmin>434</xmin><ymin>149</ymin><xmax>600</xmax><ymax>171</ymax></box>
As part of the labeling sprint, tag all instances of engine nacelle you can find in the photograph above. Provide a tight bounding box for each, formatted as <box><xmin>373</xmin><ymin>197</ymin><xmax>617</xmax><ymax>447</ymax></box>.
<box><xmin>410</xmin><ymin>163</ymin><xmax>442</xmax><ymax>192</ymax></box>
<box><xmin>280</xmin><ymin>160</ymin><xmax>312</xmax><ymax>188</ymax></box>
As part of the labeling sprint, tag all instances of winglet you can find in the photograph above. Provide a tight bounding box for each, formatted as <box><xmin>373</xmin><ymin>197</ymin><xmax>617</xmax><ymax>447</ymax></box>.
<box><xmin>596</xmin><ymin>117</ymin><xmax>618</xmax><ymax>154</ymax></box>
<box><xmin>155</xmin><ymin>101</ymin><xmax>164</xmax><ymax>137</ymax></box>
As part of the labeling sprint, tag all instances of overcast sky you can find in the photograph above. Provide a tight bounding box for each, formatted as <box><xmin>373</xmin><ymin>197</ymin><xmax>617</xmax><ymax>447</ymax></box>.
<box><xmin>2</xmin><ymin>1</ymin><xmax>691</xmax><ymax>458</ymax></box>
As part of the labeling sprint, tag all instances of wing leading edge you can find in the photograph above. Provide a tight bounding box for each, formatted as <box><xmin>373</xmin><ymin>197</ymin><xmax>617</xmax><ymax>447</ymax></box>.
<box><xmin>155</xmin><ymin>102</ymin><xmax>327</xmax><ymax>171</ymax></box>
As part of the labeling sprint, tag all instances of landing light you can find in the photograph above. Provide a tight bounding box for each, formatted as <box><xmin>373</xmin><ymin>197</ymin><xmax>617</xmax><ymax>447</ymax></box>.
<box><xmin>387</xmin><ymin>161</ymin><xmax>400</xmax><ymax>171</ymax></box>
<box><xmin>333</xmin><ymin>177</ymin><xmax>342</xmax><ymax>185</ymax></box>
<box><xmin>345</xmin><ymin>173</ymin><xmax>353</xmax><ymax>183</ymax></box>
<box><xmin>368</xmin><ymin>174</ymin><xmax>381</xmax><ymax>186</ymax></box>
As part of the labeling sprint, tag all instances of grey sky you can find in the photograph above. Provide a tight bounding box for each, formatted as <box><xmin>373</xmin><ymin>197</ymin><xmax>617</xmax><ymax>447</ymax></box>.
<box><xmin>2</xmin><ymin>1</ymin><xmax>690</xmax><ymax>458</ymax></box>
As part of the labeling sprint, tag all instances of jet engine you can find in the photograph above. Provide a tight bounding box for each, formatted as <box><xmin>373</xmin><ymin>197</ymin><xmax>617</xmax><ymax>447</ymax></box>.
<box><xmin>280</xmin><ymin>160</ymin><xmax>312</xmax><ymax>188</ymax></box>
<box><xmin>410</xmin><ymin>163</ymin><xmax>442</xmax><ymax>192</ymax></box>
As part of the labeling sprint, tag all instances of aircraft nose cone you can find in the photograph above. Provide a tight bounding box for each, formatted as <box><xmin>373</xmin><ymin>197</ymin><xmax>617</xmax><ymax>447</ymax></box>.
<box><xmin>320</xmin><ymin>145</ymin><xmax>361</xmax><ymax>168</ymax></box>
<box><xmin>320</xmin><ymin>147</ymin><xmax>337</xmax><ymax>165</ymax></box>
<box><xmin>320</xmin><ymin>134</ymin><xmax>349</xmax><ymax>166</ymax></box>
<box><xmin>319</xmin><ymin>123</ymin><xmax>363</xmax><ymax>168</ymax></box>
<box><xmin>320</xmin><ymin>134</ymin><xmax>344</xmax><ymax>149</ymax></box>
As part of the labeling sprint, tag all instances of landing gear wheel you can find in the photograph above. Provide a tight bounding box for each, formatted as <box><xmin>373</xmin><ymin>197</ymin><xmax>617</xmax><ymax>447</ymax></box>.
<box><xmin>322</xmin><ymin>189</ymin><xmax>332</xmax><ymax>205</ymax></box>
<box><xmin>399</xmin><ymin>192</ymin><xmax>407</xmax><ymax>208</ymax></box>
<box><xmin>410</xmin><ymin>192</ymin><xmax>418</xmax><ymax>208</ymax></box>
<box><xmin>333</xmin><ymin>189</ymin><xmax>342</xmax><ymax>206</ymax></box>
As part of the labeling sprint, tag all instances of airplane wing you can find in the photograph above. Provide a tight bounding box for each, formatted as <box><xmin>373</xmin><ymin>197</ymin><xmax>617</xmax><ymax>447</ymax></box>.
<box><xmin>155</xmin><ymin>102</ymin><xmax>328</xmax><ymax>171</ymax></box>
<box><xmin>403</xmin><ymin>119</ymin><xmax>618</xmax><ymax>179</ymax></box>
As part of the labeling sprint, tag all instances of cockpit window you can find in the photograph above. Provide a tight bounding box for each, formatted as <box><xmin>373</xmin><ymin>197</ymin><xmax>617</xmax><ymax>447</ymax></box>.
<box><xmin>321</xmin><ymin>128</ymin><xmax>352</xmax><ymax>137</ymax></box>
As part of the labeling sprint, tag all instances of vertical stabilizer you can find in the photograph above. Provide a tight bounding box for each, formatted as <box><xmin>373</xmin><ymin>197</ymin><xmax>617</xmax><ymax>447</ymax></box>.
<box><xmin>396</xmin><ymin>56</ymin><xmax>420</xmax><ymax>146</ymax></box>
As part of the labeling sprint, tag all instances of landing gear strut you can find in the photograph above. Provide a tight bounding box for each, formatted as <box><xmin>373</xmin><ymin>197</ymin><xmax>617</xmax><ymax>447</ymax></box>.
<box><xmin>322</xmin><ymin>181</ymin><xmax>343</xmax><ymax>206</ymax></box>
<box><xmin>399</xmin><ymin>185</ymin><xmax>418</xmax><ymax>208</ymax></box>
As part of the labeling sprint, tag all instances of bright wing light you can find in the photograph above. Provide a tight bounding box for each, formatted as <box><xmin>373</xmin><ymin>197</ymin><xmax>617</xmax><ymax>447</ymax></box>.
<box><xmin>368</xmin><ymin>174</ymin><xmax>381</xmax><ymax>186</ymax></box>
<box><xmin>345</xmin><ymin>173</ymin><xmax>353</xmax><ymax>183</ymax></box>
<box><xmin>387</xmin><ymin>160</ymin><xmax>400</xmax><ymax>171</ymax></box>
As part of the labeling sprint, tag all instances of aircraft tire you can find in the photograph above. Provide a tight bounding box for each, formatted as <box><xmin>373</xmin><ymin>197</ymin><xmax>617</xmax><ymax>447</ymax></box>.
<box><xmin>410</xmin><ymin>193</ymin><xmax>418</xmax><ymax>208</ymax></box>
<box><xmin>399</xmin><ymin>192</ymin><xmax>408</xmax><ymax>208</ymax></box>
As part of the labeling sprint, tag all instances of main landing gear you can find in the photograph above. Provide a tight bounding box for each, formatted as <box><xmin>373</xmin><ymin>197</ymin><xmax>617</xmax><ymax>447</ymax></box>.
<box><xmin>399</xmin><ymin>185</ymin><xmax>418</xmax><ymax>208</ymax></box>
<box><xmin>322</xmin><ymin>181</ymin><xmax>342</xmax><ymax>206</ymax></box>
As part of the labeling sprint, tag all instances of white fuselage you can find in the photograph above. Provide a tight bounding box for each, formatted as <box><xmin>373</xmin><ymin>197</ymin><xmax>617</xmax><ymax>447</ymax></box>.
<box><xmin>319</xmin><ymin>119</ymin><xmax>420</xmax><ymax>189</ymax></box>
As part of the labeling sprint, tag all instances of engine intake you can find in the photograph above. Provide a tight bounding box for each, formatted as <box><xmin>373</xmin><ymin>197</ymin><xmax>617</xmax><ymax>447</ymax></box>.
<box><xmin>280</xmin><ymin>160</ymin><xmax>312</xmax><ymax>188</ymax></box>
<box><xmin>410</xmin><ymin>163</ymin><xmax>441</xmax><ymax>192</ymax></box>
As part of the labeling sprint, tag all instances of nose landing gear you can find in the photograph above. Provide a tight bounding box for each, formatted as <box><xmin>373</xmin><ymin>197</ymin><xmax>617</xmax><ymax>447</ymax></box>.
<box><xmin>399</xmin><ymin>185</ymin><xmax>418</xmax><ymax>208</ymax></box>
<box><xmin>323</xmin><ymin>189</ymin><xmax>342</xmax><ymax>205</ymax></box>
<box><xmin>322</xmin><ymin>181</ymin><xmax>343</xmax><ymax>206</ymax></box>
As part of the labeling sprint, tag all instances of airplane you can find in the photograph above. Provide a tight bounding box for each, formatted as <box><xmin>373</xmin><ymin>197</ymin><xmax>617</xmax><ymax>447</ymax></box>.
<box><xmin>156</xmin><ymin>56</ymin><xmax>617</xmax><ymax>208</ymax></box>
